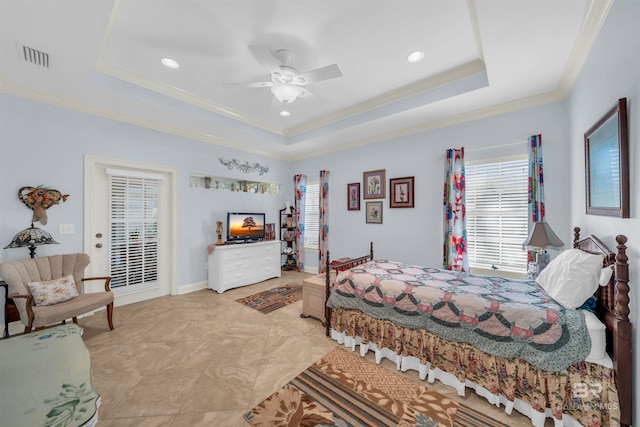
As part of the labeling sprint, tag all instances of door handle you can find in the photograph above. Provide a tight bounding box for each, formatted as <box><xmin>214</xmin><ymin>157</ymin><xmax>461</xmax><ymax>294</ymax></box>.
<box><xmin>95</xmin><ymin>243</ymin><xmax>103</xmax><ymax>248</ymax></box>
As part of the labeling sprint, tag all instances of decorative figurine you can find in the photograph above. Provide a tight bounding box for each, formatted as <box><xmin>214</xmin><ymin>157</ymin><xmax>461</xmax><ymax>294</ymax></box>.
<box><xmin>216</xmin><ymin>221</ymin><xmax>224</xmax><ymax>245</ymax></box>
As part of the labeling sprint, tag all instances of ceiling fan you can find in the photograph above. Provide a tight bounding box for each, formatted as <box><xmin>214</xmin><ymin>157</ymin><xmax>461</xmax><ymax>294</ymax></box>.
<box><xmin>224</xmin><ymin>46</ymin><xmax>342</xmax><ymax>104</ymax></box>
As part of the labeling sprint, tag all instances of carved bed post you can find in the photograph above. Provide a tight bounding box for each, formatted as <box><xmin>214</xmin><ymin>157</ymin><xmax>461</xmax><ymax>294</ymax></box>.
<box><xmin>614</xmin><ymin>235</ymin><xmax>632</xmax><ymax>427</ymax></box>
<box><xmin>573</xmin><ymin>227</ymin><xmax>581</xmax><ymax>245</ymax></box>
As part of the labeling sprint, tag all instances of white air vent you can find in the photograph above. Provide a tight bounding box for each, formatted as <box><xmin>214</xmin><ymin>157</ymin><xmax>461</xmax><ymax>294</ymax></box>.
<box><xmin>22</xmin><ymin>45</ymin><xmax>49</xmax><ymax>68</ymax></box>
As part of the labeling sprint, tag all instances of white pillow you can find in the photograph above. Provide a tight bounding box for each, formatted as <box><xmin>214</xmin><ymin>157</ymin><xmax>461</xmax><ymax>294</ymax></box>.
<box><xmin>27</xmin><ymin>275</ymin><xmax>79</xmax><ymax>306</ymax></box>
<box><xmin>583</xmin><ymin>310</ymin><xmax>606</xmax><ymax>360</ymax></box>
<box><xmin>536</xmin><ymin>249</ymin><xmax>604</xmax><ymax>308</ymax></box>
<box><xmin>599</xmin><ymin>266</ymin><xmax>614</xmax><ymax>287</ymax></box>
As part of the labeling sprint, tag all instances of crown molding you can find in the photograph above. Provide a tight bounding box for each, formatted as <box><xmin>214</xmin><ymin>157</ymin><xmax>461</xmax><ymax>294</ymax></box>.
<box><xmin>289</xmin><ymin>89</ymin><xmax>566</xmax><ymax>161</ymax></box>
<box><xmin>0</xmin><ymin>82</ymin><xmax>289</xmax><ymax>160</ymax></box>
<box><xmin>559</xmin><ymin>0</ymin><xmax>614</xmax><ymax>94</ymax></box>
<box><xmin>285</xmin><ymin>60</ymin><xmax>487</xmax><ymax>137</ymax></box>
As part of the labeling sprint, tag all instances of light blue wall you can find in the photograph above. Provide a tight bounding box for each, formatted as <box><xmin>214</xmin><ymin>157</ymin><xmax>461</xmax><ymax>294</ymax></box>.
<box><xmin>0</xmin><ymin>94</ymin><xmax>290</xmax><ymax>287</ymax></box>
<box><xmin>568</xmin><ymin>0</ymin><xmax>639</xmax><ymax>418</ymax></box>
<box><xmin>292</xmin><ymin>101</ymin><xmax>570</xmax><ymax>268</ymax></box>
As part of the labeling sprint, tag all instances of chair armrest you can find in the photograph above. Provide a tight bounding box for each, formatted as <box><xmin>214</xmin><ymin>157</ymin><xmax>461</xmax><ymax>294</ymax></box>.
<box><xmin>8</xmin><ymin>293</ymin><xmax>35</xmax><ymax>328</ymax></box>
<box><xmin>81</xmin><ymin>276</ymin><xmax>112</xmax><ymax>292</ymax></box>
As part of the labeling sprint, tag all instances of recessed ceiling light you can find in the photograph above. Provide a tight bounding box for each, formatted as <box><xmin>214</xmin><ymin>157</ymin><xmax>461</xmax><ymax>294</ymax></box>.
<box><xmin>280</xmin><ymin>110</ymin><xmax>291</xmax><ymax>117</ymax></box>
<box><xmin>407</xmin><ymin>51</ymin><xmax>424</xmax><ymax>63</ymax></box>
<box><xmin>161</xmin><ymin>57</ymin><xmax>180</xmax><ymax>69</ymax></box>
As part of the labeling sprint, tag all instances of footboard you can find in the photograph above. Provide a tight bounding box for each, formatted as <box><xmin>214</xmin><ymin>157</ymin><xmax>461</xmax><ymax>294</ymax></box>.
<box><xmin>324</xmin><ymin>242</ymin><xmax>374</xmax><ymax>336</ymax></box>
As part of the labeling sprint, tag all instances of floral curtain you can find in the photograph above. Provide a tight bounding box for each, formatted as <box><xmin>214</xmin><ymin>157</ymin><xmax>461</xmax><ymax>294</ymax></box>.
<box><xmin>443</xmin><ymin>147</ymin><xmax>468</xmax><ymax>272</ymax></box>
<box><xmin>293</xmin><ymin>174</ymin><xmax>307</xmax><ymax>272</ymax></box>
<box><xmin>319</xmin><ymin>170</ymin><xmax>330</xmax><ymax>273</ymax></box>
<box><xmin>527</xmin><ymin>134</ymin><xmax>545</xmax><ymax>265</ymax></box>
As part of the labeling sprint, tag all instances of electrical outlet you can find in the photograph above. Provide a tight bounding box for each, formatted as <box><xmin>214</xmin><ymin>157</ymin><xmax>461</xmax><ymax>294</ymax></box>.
<box><xmin>59</xmin><ymin>224</ymin><xmax>75</xmax><ymax>235</ymax></box>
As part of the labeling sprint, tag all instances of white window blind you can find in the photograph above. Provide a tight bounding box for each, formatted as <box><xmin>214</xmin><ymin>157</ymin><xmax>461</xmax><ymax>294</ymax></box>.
<box><xmin>465</xmin><ymin>158</ymin><xmax>528</xmax><ymax>273</ymax></box>
<box><xmin>107</xmin><ymin>170</ymin><xmax>161</xmax><ymax>290</ymax></box>
<box><xmin>304</xmin><ymin>182</ymin><xmax>320</xmax><ymax>248</ymax></box>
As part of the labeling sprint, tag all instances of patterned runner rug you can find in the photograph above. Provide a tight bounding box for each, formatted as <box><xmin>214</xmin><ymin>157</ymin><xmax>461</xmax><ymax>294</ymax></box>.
<box><xmin>235</xmin><ymin>284</ymin><xmax>302</xmax><ymax>314</ymax></box>
<box><xmin>245</xmin><ymin>346</ymin><xmax>461</xmax><ymax>426</ymax></box>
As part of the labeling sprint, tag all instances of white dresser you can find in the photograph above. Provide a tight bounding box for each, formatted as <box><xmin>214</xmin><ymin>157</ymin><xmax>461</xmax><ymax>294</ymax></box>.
<box><xmin>208</xmin><ymin>240</ymin><xmax>281</xmax><ymax>293</ymax></box>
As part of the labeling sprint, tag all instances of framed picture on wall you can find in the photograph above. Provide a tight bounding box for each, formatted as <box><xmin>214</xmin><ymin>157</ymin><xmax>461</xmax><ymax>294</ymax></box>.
<box><xmin>389</xmin><ymin>176</ymin><xmax>414</xmax><ymax>208</ymax></box>
<box><xmin>363</xmin><ymin>169</ymin><xmax>386</xmax><ymax>199</ymax></box>
<box><xmin>347</xmin><ymin>183</ymin><xmax>360</xmax><ymax>210</ymax></box>
<box><xmin>365</xmin><ymin>201</ymin><xmax>383</xmax><ymax>224</ymax></box>
<box><xmin>584</xmin><ymin>97</ymin><xmax>629</xmax><ymax>218</ymax></box>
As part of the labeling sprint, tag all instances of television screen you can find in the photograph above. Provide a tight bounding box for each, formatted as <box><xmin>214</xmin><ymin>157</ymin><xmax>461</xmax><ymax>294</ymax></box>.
<box><xmin>227</xmin><ymin>212</ymin><xmax>266</xmax><ymax>242</ymax></box>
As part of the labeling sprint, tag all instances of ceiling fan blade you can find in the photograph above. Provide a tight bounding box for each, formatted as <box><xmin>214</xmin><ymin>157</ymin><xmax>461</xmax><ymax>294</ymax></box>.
<box><xmin>248</xmin><ymin>45</ymin><xmax>282</xmax><ymax>75</ymax></box>
<box><xmin>296</xmin><ymin>64</ymin><xmax>342</xmax><ymax>85</ymax></box>
<box><xmin>221</xmin><ymin>81</ymin><xmax>274</xmax><ymax>88</ymax></box>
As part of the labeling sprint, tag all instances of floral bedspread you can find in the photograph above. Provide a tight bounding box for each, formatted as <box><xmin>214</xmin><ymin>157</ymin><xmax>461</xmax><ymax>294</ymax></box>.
<box><xmin>327</xmin><ymin>260</ymin><xmax>590</xmax><ymax>371</ymax></box>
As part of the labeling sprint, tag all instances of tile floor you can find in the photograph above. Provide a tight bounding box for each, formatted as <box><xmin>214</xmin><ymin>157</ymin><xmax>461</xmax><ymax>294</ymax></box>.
<box><xmin>34</xmin><ymin>271</ymin><xmax>542</xmax><ymax>426</ymax></box>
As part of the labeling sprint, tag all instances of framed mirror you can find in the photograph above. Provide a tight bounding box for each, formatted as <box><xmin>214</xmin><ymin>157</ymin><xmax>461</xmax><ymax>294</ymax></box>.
<box><xmin>584</xmin><ymin>98</ymin><xmax>629</xmax><ymax>218</ymax></box>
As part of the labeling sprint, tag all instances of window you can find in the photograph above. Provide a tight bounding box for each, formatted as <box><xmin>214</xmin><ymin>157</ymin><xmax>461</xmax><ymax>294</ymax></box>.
<box><xmin>107</xmin><ymin>169</ymin><xmax>162</xmax><ymax>291</ymax></box>
<box><xmin>465</xmin><ymin>157</ymin><xmax>528</xmax><ymax>273</ymax></box>
<box><xmin>304</xmin><ymin>182</ymin><xmax>320</xmax><ymax>248</ymax></box>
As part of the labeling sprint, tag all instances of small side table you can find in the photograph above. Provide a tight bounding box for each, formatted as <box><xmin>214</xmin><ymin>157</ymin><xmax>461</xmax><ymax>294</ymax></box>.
<box><xmin>1</xmin><ymin>281</ymin><xmax>21</xmax><ymax>339</ymax></box>
<box><xmin>300</xmin><ymin>274</ymin><xmax>326</xmax><ymax>324</ymax></box>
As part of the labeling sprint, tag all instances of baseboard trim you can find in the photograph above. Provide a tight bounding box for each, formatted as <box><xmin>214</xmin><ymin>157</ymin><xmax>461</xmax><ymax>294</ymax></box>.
<box><xmin>178</xmin><ymin>280</ymin><xmax>207</xmax><ymax>295</ymax></box>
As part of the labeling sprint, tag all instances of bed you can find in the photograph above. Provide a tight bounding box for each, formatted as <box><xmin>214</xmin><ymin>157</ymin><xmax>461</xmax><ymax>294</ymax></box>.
<box><xmin>323</xmin><ymin>228</ymin><xmax>632</xmax><ymax>427</ymax></box>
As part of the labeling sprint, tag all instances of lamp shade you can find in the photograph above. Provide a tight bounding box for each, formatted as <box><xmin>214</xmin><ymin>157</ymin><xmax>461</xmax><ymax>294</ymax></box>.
<box><xmin>271</xmin><ymin>83</ymin><xmax>301</xmax><ymax>103</ymax></box>
<box><xmin>4</xmin><ymin>225</ymin><xmax>59</xmax><ymax>258</ymax></box>
<box><xmin>522</xmin><ymin>221</ymin><xmax>564</xmax><ymax>250</ymax></box>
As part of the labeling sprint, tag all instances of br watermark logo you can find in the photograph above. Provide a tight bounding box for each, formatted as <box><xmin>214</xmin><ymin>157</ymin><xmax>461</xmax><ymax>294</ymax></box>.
<box><xmin>572</xmin><ymin>383</ymin><xmax>603</xmax><ymax>399</ymax></box>
<box><xmin>570</xmin><ymin>383</ymin><xmax>619</xmax><ymax>411</ymax></box>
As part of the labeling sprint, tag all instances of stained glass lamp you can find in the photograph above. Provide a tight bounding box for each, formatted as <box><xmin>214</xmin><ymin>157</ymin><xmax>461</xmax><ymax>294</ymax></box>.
<box><xmin>4</xmin><ymin>224</ymin><xmax>59</xmax><ymax>258</ymax></box>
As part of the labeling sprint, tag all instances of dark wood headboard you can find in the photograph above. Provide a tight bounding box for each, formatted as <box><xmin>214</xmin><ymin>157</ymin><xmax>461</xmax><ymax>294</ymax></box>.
<box><xmin>573</xmin><ymin>227</ymin><xmax>632</xmax><ymax>427</ymax></box>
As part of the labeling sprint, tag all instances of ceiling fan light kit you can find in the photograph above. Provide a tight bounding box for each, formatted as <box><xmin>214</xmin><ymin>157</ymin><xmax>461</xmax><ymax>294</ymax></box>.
<box><xmin>225</xmin><ymin>45</ymin><xmax>342</xmax><ymax>105</ymax></box>
<box><xmin>271</xmin><ymin>83</ymin><xmax>302</xmax><ymax>103</ymax></box>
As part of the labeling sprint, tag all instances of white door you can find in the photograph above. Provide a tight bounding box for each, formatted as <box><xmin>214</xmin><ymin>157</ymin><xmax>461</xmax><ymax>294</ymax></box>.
<box><xmin>84</xmin><ymin>156</ymin><xmax>177</xmax><ymax>306</ymax></box>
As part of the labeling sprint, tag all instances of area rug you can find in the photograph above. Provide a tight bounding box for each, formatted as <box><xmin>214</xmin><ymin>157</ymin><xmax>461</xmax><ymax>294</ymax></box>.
<box><xmin>235</xmin><ymin>284</ymin><xmax>303</xmax><ymax>314</ymax></box>
<box><xmin>244</xmin><ymin>346</ymin><xmax>460</xmax><ymax>426</ymax></box>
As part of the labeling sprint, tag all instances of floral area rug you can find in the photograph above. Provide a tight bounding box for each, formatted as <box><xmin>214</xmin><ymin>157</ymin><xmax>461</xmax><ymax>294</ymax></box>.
<box><xmin>235</xmin><ymin>284</ymin><xmax>303</xmax><ymax>314</ymax></box>
<box><xmin>244</xmin><ymin>346</ymin><xmax>460</xmax><ymax>427</ymax></box>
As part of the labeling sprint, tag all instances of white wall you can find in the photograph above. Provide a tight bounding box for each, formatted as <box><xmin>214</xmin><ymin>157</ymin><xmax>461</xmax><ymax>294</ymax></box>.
<box><xmin>568</xmin><ymin>0</ymin><xmax>639</xmax><ymax>418</ymax></box>
<box><xmin>0</xmin><ymin>94</ymin><xmax>290</xmax><ymax>288</ymax></box>
<box><xmin>292</xmin><ymin>101</ymin><xmax>570</xmax><ymax>268</ymax></box>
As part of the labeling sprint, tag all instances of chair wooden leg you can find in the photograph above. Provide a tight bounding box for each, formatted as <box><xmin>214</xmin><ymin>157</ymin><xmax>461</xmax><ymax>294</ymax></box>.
<box><xmin>72</xmin><ymin>317</ymin><xmax>78</xmax><ymax>324</ymax></box>
<box><xmin>106</xmin><ymin>302</ymin><xmax>114</xmax><ymax>330</ymax></box>
<box><xmin>24</xmin><ymin>326</ymin><xmax>32</xmax><ymax>334</ymax></box>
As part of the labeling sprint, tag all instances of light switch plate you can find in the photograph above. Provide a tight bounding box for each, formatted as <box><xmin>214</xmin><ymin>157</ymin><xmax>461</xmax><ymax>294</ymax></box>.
<box><xmin>59</xmin><ymin>224</ymin><xmax>75</xmax><ymax>235</ymax></box>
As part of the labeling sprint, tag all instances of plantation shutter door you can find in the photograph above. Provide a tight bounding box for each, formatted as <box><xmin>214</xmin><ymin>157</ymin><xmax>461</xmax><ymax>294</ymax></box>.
<box><xmin>466</xmin><ymin>159</ymin><xmax>528</xmax><ymax>272</ymax></box>
<box><xmin>304</xmin><ymin>182</ymin><xmax>320</xmax><ymax>248</ymax></box>
<box><xmin>107</xmin><ymin>168</ymin><xmax>163</xmax><ymax>292</ymax></box>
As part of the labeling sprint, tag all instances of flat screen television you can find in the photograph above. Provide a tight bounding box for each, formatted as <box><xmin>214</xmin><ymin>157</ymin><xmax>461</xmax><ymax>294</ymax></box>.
<box><xmin>226</xmin><ymin>212</ymin><xmax>266</xmax><ymax>243</ymax></box>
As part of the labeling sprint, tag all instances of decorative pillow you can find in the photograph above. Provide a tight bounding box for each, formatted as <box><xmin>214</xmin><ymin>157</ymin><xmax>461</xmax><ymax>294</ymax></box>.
<box><xmin>535</xmin><ymin>249</ymin><xmax>604</xmax><ymax>309</ymax></box>
<box><xmin>599</xmin><ymin>266</ymin><xmax>614</xmax><ymax>287</ymax></box>
<box><xmin>27</xmin><ymin>275</ymin><xmax>79</xmax><ymax>306</ymax></box>
<box><xmin>583</xmin><ymin>310</ymin><xmax>606</xmax><ymax>361</ymax></box>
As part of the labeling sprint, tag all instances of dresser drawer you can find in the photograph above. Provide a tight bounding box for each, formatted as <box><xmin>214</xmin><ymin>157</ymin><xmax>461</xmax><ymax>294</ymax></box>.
<box><xmin>222</xmin><ymin>255</ymin><xmax>253</xmax><ymax>272</ymax></box>
<box><xmin>254</xmin><ymin>243</ymin><xmax>278</xmax><ymax>257</ymax></box>
<box><xmin>222</xmin><ymin>267</ymin><xmax>254</xmax><ymax>285</ymax></box>
<box><xmin>222</xmin><ymin>247</ymin><xmax>253</xmax><ymax>260</ymax></box>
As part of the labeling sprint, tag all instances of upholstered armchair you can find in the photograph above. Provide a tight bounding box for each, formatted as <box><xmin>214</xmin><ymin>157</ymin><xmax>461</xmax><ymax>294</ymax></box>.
<box><xmin>0</xmin><ymin>253</ymin><xmax>114</xmax><ymax>334</ymax></box>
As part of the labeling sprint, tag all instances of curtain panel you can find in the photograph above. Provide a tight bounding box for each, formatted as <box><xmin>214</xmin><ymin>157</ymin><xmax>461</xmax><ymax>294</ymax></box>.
<box><xmin>319</xmin><ymin>170</ymin><xmax>330</xmax><ymax>273</ymax></box>
<box><xmin>293</xmin><ymin>174</ymin><xmax>307</xmax><ymax>272</ymax></box>
<box><xmin>527</xmin><ymin>134</ymin><xmax>545</xmax><ymax>264</ymax></box>
<box><xmin>443</xmin><ymin>147</ymin><xmax>468</xmax><ymax>272</ymax></box>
